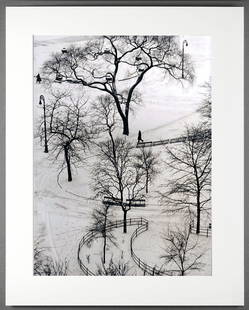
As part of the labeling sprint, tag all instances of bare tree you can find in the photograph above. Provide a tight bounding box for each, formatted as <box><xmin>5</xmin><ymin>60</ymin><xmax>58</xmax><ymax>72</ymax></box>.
<box><xmin>88</xmin><ymin>204</ymin><xmax>116</xmax><ymax>264</ymax></box>
<box><xmin>96</xmin><ymin>257</ymin><xmax>131</xmax><ymax>276</ymax></box>
<box><xmin>42</xmin><ymin>36</ymin><xmax>194</xmax><ymax>135</ymax></box>
<box><xmin>91</xmin><ymin>95</ymin><xmax>146</xmax><ymax>233</ymax></box>
<box><xmin>160</xmin><ymin>125</ymin><xmax>211</xmax><ymax>234</ymax></box>
<box><xmin>34</xmin><ymin>243</ymin><xmax>68</xmax><ymax>276</ymax></box>
<box><xmin>198</xmin><ymin>81</ymin><xmax>211</xmax><ymax>125</ymax></box>
<box><xmin>92</xmin><ymin>137</ymin><xmax>146</xmax><ymax>233</ymax></box>
<box><xmin>39</xmin><ymin>92</ymin><xmax>95</xmax><ymax>182</ymax></box>
<box><xmin>91</xmin><ymin>95</ymin><xmax>121</xmax><ymax>138</ymax></box>
<box><xmin>161</xmin><ymin>224</ymin><xmax>204</xmax><ymax>276</ymax></box>
<box><xmin>134</xmin><ymin>147</ymin><xmax>160</xmax><ymax>193</ymax></box>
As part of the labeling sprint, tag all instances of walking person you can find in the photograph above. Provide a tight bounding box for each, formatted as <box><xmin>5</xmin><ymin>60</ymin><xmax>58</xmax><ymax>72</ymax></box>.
<box><xmin>138</xmin><ymin>130</ymin><xmax>143</xmax><ymax>143</ymax></box>
<box><xmin>36</xmin><ymin>73</ymin><xmax>42</xmax><ymax>84</ymax></box>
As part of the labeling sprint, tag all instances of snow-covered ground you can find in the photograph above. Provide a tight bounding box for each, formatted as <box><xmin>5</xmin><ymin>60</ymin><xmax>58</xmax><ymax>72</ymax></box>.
<box><xmin>33</xmin><ymin>35</ymin><xmax>212</xmax><ymax>276</ymax></box>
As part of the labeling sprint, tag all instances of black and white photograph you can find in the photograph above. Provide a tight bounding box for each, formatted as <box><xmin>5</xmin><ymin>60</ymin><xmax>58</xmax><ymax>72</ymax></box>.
<box><xmin>33</xmin><ymin>35</ymin><xmax>212</xmax><ymax>276</ymax></box>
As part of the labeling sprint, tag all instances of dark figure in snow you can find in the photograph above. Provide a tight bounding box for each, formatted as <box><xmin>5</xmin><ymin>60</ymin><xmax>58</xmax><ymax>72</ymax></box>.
<box><xmin>138</xmin><ymin>130</ymin><xmax>143</xmax><ymax>143</ymax></box>
<box><xmin>36</xmin><ymin>73</ymin><xmax>41</xmax><ymax>84</ymax></box>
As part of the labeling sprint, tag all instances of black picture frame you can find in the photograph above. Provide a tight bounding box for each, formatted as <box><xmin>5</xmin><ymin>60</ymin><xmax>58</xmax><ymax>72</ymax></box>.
<box><xmin>0</xmin><ymin>0</ymin><xmax>247</xmax><ymax>309</ymax></box>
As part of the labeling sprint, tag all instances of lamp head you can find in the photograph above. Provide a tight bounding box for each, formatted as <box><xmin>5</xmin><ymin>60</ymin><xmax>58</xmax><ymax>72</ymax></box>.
<box><xmin>183</xmin><ymin>40</ymin><xmax>188</xmax><ymax>46</ymax></box>
<box><xmin>39</xmin><ymin>95</ymin><xmax>44</xmax><ymax>105</ymax></box>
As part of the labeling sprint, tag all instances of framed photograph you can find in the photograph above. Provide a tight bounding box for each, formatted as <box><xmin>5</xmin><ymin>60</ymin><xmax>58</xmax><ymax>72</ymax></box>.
<box><xmin>5</xmin><ymin>5</ymin><xmax>244</xmax><ymax>306</ymax></box>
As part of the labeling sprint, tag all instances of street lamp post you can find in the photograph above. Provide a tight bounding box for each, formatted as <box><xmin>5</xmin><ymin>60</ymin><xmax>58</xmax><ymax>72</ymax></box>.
<box><xmin>39</xmin><ymin>95</ymin><xmax>48</xmax><ymax>153</ymax></box>
<box><xmin>182</xmin><ymin>40</ymin><xmax>188</xmax><ymax>79</ymax></box>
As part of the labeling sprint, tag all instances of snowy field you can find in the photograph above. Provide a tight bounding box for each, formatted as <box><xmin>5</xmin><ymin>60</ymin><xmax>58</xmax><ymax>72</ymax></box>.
<box><xmin>33</xmin><ymin>35</ymin><xmax>212</xmax><ymax>276</ymax></box>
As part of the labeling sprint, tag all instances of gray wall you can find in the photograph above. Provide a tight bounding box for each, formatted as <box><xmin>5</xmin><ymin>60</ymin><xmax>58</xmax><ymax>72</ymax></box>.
<box><xmin>0</xmin><ymin>0</ymin><xmax>247</xmax><ymax>309</ymax></box>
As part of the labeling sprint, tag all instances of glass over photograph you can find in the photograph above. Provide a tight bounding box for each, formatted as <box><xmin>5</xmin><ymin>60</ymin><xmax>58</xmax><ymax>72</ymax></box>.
<box><xmin>33</xmin><ymin>35</ymin><xmax>212</xmax><ymax>276</ymax></box>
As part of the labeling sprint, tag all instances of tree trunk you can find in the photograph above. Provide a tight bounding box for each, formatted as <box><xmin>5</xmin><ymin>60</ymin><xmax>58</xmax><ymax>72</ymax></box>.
<box><xmin>103</xmin><ymin>213</ymin><xmax>107</xmax><ymax>264</ymax></box>
<box><xmin>196</xmin><ymin>192</ymin><xmax>201</xmax><ymax>234</ymax></box>
<box><xmin>43</xmin><ymin>102</ymin><xmax>49</xmax><ymax>153</ymax></box>
<box><xmin>122</xmin><ymin>117</ymin><xmax>129</xmax><ymax>136</ymax></box>
<box><xmin>64</xmin><ymin>145</ymin><xmax>72</xmax><ymax>182</ymax></box>
<box><xmin>146</xmin><ymin>173</ymin><xmax>149</xmax><ymax>194</ymax></box>
<box><xmin>44</xmin><ymin>141</ymin><xmax>49</xmax><ymax>153</ymax></box>
<box><xmin>103</xmin><ymin>235</ymin><xmax>106</xmax><ymax>264</ymax></box>
<box><xmin>194</xmin><ymin>165</ymin><xmax>201</xmax><ymax>235</ymax></box>
<box><xmin>123</xmin><ymin>210</ymin><xmax>128</xmax><ymax>233</ymax></box>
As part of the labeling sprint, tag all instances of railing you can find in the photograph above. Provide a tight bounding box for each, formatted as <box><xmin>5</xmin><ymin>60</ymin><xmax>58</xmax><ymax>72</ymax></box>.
<box><xmin>136</xmin><ymin>129</ymin><xmax>211</xmax><ymax>148</ymax></box>
<box><xmin>77</xmin><ymin>230</ymin><xmax>96</xmax><ymax>276</ymax></box>
<box><xmin>190</xmin><ymin>224</ymin><xmax>212</xmax><ymax>237</ymax></box>
<box><xmin>77</xmin><ymin>217</ymin><xmax>211</xmax><ymax>276</ymax></box>
<box><xmin>77</xmin><ymin>217</ymin><xmax>151</xmax><ymax>276</ymax></box>
<box><xmin>130</xmin><ymin>219</ymin><xmax>175</xmax><ymax>276</ymax></box>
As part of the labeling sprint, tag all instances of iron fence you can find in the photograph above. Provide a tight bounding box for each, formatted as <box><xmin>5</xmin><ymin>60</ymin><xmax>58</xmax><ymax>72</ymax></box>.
<box><xmin>189</xmin><ymin>224</ymin><xmax>212</xmax><ymax>237</ymax></box>
<box><xmin>77</xmin><ymin>217</ymin><xmax>152</xmax><ymax>276</ymax></box>
<box><xmin>130</xmin><ymin>219</ymin><xmax>176</xmax><ymax>276</ymax></box>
